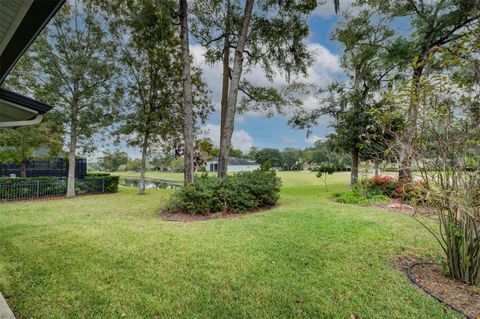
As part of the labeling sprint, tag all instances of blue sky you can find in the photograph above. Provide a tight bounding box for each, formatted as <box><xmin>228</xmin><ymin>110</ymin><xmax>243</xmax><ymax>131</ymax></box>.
<box><xmin>95</xmin><ymin>4</ymin><xmax>349</xmax><ymax>160</ymax></box>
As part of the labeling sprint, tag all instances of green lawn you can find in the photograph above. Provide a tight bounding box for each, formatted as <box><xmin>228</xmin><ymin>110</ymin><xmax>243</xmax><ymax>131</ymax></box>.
<box><xmin>0</xmin><ymin>173</ymin><xmax>455</xmax><ymax>318</ymax></box>
<box><xmin>109</xmin><ymin>170</ymin><xmax>185</xmax><ymax>182</ymax></box>
<box><xmin>109</xmin><ymin>170</ymin><xmax>347</xmax><ymax>187</ymax></box>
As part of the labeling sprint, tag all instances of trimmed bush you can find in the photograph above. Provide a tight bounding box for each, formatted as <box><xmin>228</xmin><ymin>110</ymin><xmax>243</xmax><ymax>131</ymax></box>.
<box><xmin>83</xmin><ymin>174</ymin><xmax>120</xmax><ymax>193</ymax></box>
<box><xmin>169</xmin><ymin>175</ymin><xmax>224</xmax><ymax>215</ymax></box>
<box><xmin>168</xmin><ymin>169</ymin><xmax>282</xmax><ymax>214</ymax></box>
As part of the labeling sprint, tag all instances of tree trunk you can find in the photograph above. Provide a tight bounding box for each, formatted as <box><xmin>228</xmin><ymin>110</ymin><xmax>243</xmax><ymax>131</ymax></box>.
<box><xmin>219</xmin><ymin>0</ymin><xmax>231</xmax><ymax>178</ymax></box>
<box><xmin>19</xmin><ymin>161</ymin><xmax>26</xmax><ymax>177</ymax></box>
<box><xmin>66</xmin><ymin>106</ymin><xmax>78</xmax><ymax>198</ymax></box>
<box><xmin>399</xmin><ymin>62</ymin><xmax>424</xmax><ymax>181</ymax></box>
<box><xmin>374</xmin><ymin>160</ymin><xmax>380</xmax><ymax>176</ymax></box>
<box><xmin>139</xmin><ymin>135</ymin><xmax>149</xmax><ymax>195</ymax></box>
<box><xmin>350</xmin><ymin>147</ymin><xmax>359</xmax><ymax>187</ymax></box>
<box><xmin>218</xmin><ymin>0</ymin><xmax>254</xmax><ymax>180</ymax></box>
<box><xmin>179</xmin><ymin>0</ymin><xmax>195</xmax><ymax>185</ymax></box>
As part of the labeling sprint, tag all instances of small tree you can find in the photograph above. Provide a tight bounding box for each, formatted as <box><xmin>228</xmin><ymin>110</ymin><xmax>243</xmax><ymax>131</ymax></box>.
<box><xmin>0</xmin><ymin>118</ymin><xmax>63</xmax><ymax>177</ymax></box>
<box><xmin>98</xmin><ymin>151</ymin><xmax>128</xmax><ymax>172</ymax></box>
<box><xmin>316</xmin><ymin>164</ymin><xmax>336</xmax><ymax>192</ymax></box>
<box><xmin>411</xmin><ymin>32</ymin><xmax>479</xmax><ymax>285</ymax></box>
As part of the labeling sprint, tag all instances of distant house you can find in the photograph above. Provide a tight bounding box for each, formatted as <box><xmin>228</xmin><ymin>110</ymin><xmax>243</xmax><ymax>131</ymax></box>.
<box><xmin>205</xmin><ymin>157</ymin><xmax>260</xmax><ymax>173</ymax></box>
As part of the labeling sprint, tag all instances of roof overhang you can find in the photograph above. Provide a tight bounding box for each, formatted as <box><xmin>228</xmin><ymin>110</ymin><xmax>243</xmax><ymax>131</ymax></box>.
<box><xmin>0</xmin><ymin>0</ymin><xmax>65</xmax><ymax>127</ymax></box>
<box><xmin>0</xmin><ymin>88</ymin><xmax>52</xmax><ymax>127</ymax></box>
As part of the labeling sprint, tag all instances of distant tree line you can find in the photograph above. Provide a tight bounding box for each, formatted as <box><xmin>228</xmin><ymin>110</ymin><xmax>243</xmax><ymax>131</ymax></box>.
<box><xmin>93</xmin><ymin>139</ymin><xmax>355</xmax><ymax>173</ymax></box>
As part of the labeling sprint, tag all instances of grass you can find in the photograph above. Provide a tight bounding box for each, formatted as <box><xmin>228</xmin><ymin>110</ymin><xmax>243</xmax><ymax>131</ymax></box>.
<box><xmin>108</xmin><ymin>170</ymin><xmax>185</xmax><ymax>182</ymax></box>
<box><xmin>0</xmin><ymin>172</ymin><xmax>456</xmax><ymax>318</ymax></box>
<box><xmin>108</xmin><ymin>170</ymin><xmax>342</xmax><ymax>187</ymax></box>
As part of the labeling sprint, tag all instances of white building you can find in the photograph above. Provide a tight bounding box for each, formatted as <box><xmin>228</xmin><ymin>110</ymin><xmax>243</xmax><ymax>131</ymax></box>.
<box><xmin>205</xmin><ymin>157</ymin><xmax>260</xmax><ymax>172</ymax></box>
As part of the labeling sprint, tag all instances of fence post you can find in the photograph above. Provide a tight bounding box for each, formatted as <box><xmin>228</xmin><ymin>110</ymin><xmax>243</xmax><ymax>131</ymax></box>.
<box><xmin>102</xmin><ymin>177</ymin><xmax>105</xmax><ymax>193</ymax></box>
<box><xmin>37</xmin><ymin>180</ymin><xmax>40</xmax><ymax>198</ymax></box>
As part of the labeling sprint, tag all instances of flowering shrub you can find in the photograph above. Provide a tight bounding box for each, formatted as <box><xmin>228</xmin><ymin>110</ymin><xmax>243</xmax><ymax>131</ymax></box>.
<box><xmin>365</xmin><ymin>175</ymin><xmax>400</xmax><ymax>197</ymax></box>
<box><xmin>364</xmin><ymin>175</ymin><xmax>427</xmax><ymax>204</ymax></box>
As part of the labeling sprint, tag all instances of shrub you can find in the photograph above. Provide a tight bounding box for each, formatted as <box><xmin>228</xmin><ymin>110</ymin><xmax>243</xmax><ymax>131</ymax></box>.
<box><xmin>333</xmin><ymin>188</ymin><xmax>389</xmax><ymax>205</ymax></box>
<box><xmin>363</xmin><ymin>175</ymin><xmax>427</xmax><ymax>204</ymax></box>
<box><xmin>82</xmin><ymin>174</ymin><xmax>120</xmax><ymax>193</ymax></box>
<box><xmin>333</xmin><ymin>189</ymin><xmax>369</xmax><ymax>205</ymax></box>
<box><xmin>169</xmin><ymin>175</ymin><xmax>224</xmax><ymax>215</ymax></box>
<box><xmin>0</xmin><ymin>174</ymin><xmax>119</xmax><ymax>200</ymax></box>
<box><xmin>364</xmin><ymin>175</ymin><xmax>400</xmax><ymax>197</ymax></box>
<box><xmin>167</xmin><ymin>169</ymin><xmax>282</xmax><ymax>215</ymax></box>
<box><xmin>0</xmin><ymin>176</ymin><xmax>65</xmax><ymax>200</ymax></box>
<box><xmin>234</xmin><ymin>169</ymin><xmax>282</xmax><ymax>208</ymax></box>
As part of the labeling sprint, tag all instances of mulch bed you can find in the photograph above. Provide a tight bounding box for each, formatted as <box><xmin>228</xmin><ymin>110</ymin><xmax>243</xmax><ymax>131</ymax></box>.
<box><xmin>373</xmin><ymin>199</ymin><xmax>437</xmax><ymax>219</ymax></box>
<box><xmin>159</xmin><ymin>206</ymin><xmax>275</xmax><ymax>222</ymax></box>
<box><xmin>397</xmin><ymin>257</ymin><xmax>480</xmax><ymax>319</ymax></box>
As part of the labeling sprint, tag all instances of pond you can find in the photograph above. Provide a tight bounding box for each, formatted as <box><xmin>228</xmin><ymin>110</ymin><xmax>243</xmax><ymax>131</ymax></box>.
<box><xmin>119</xmin><ymin>177</ymin><xmax>182</xmax><ymax>190</ymax></box>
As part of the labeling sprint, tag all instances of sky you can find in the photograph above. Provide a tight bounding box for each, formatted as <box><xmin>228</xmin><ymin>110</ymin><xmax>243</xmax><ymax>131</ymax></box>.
<box><xmin>95</xmin><ymin>2</ymin><xmax>352</xmax><ymax>160</ymax></box>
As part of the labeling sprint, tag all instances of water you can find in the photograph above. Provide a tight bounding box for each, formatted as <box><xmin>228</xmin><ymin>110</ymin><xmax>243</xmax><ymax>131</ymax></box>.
<box><xmin>119</xmin><ymin>177</ymin><xmax>181</xmax><ymax>189</ymax></box>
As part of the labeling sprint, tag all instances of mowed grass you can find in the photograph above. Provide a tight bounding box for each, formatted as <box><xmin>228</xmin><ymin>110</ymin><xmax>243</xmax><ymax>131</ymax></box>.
<box><xmin>0</xmin><ymin>173</ymin><xmax>456</xmax><ymax>318</ymax></box>
<box><xmin>109</xmin><ymin>170</ymin><xmax>337</xmax><ymax>187</ymax></box>
<box><xmin>109</xmin><ymin>170</ymin><xmax>185</xmax><ymax>182</ymax></box>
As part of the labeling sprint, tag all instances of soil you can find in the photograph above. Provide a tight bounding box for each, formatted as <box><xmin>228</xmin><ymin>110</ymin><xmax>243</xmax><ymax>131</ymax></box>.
<box><xmin>397</xmin><ymin>257</ymin><xmax>480</xmax><ymax>319</ymax></box>
<box><xmin>159</xmin><ymin>206</ymin><xmax>275</xmax><ymax>222</ymax></box>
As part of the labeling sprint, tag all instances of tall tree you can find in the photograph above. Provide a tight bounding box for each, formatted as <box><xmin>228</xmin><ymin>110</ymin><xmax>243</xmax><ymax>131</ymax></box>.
<box><xmin>254</xmin><ymin>148</ymin><xmax>285</xmax><ymax>168</ymax></box>
<box><xmin>101</xmin><ymin>0</ymin><xmax>211</xmax><ymax>194</ymax></box>
<box><xmin>290</xmin><ymin>10</ymin><xmax>403</xmax><ymax>185</ymax></box>
<box><xmin>179</xmin><ymin>0</ymin><xmax>196</xmax><ymax>185</ymax></box>
<box><xmin>361</xmin><ymin>0</ymin><xmax>480</xmax><ymax>180</ymax></box>
<box><xmin>192</xmin><ymin>0</ymin><xmax>334</xmax><ymax>179</ymax></box>
<box><xmin>16</xmin><ymin>0</ymin><xmax>121</xmax><ymax>197</ymax></box>
<box><xmin>282</xmin><ymin>148</ymin><xmax>303</xmax><ymax>171</ymax></box>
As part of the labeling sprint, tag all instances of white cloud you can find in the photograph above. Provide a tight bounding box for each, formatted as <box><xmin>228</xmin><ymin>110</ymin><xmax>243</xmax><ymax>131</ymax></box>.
<box><xmin>200</xmin><ymin>123</ymin><xmax>254</xmax><ymax>153</ymax></box>
<box><xmin>306</xmin><ymin>43</ymin><xmax>342</xmax><ymax>81</ymax></box>
<box><xmin>191</xmin><ymin>42</ymin><xmax>342</xmax><ymax>117</ymax></box>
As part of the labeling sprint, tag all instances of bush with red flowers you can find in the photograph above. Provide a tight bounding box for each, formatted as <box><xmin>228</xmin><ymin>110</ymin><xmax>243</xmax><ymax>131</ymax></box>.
<box><xmin>364</xmin><ymin>175</ymin><xmax>427</xmax><ymax>204</ymax></box>
<box><xmin>364</xmin><ymin>175</ymin><xmax>400</xmax><ymax>197</ymax></box>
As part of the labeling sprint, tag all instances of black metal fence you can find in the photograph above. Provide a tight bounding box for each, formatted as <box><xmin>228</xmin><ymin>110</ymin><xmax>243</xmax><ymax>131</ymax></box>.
<box><xmin>0</xmin><ymin>177</ymin><xmax>107</xmax><ymax>202</ymax></box>
<box><xmin>0</xmin><ymin>158</ymin><xmax>87</xmax><ymax>178</ymax></box>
